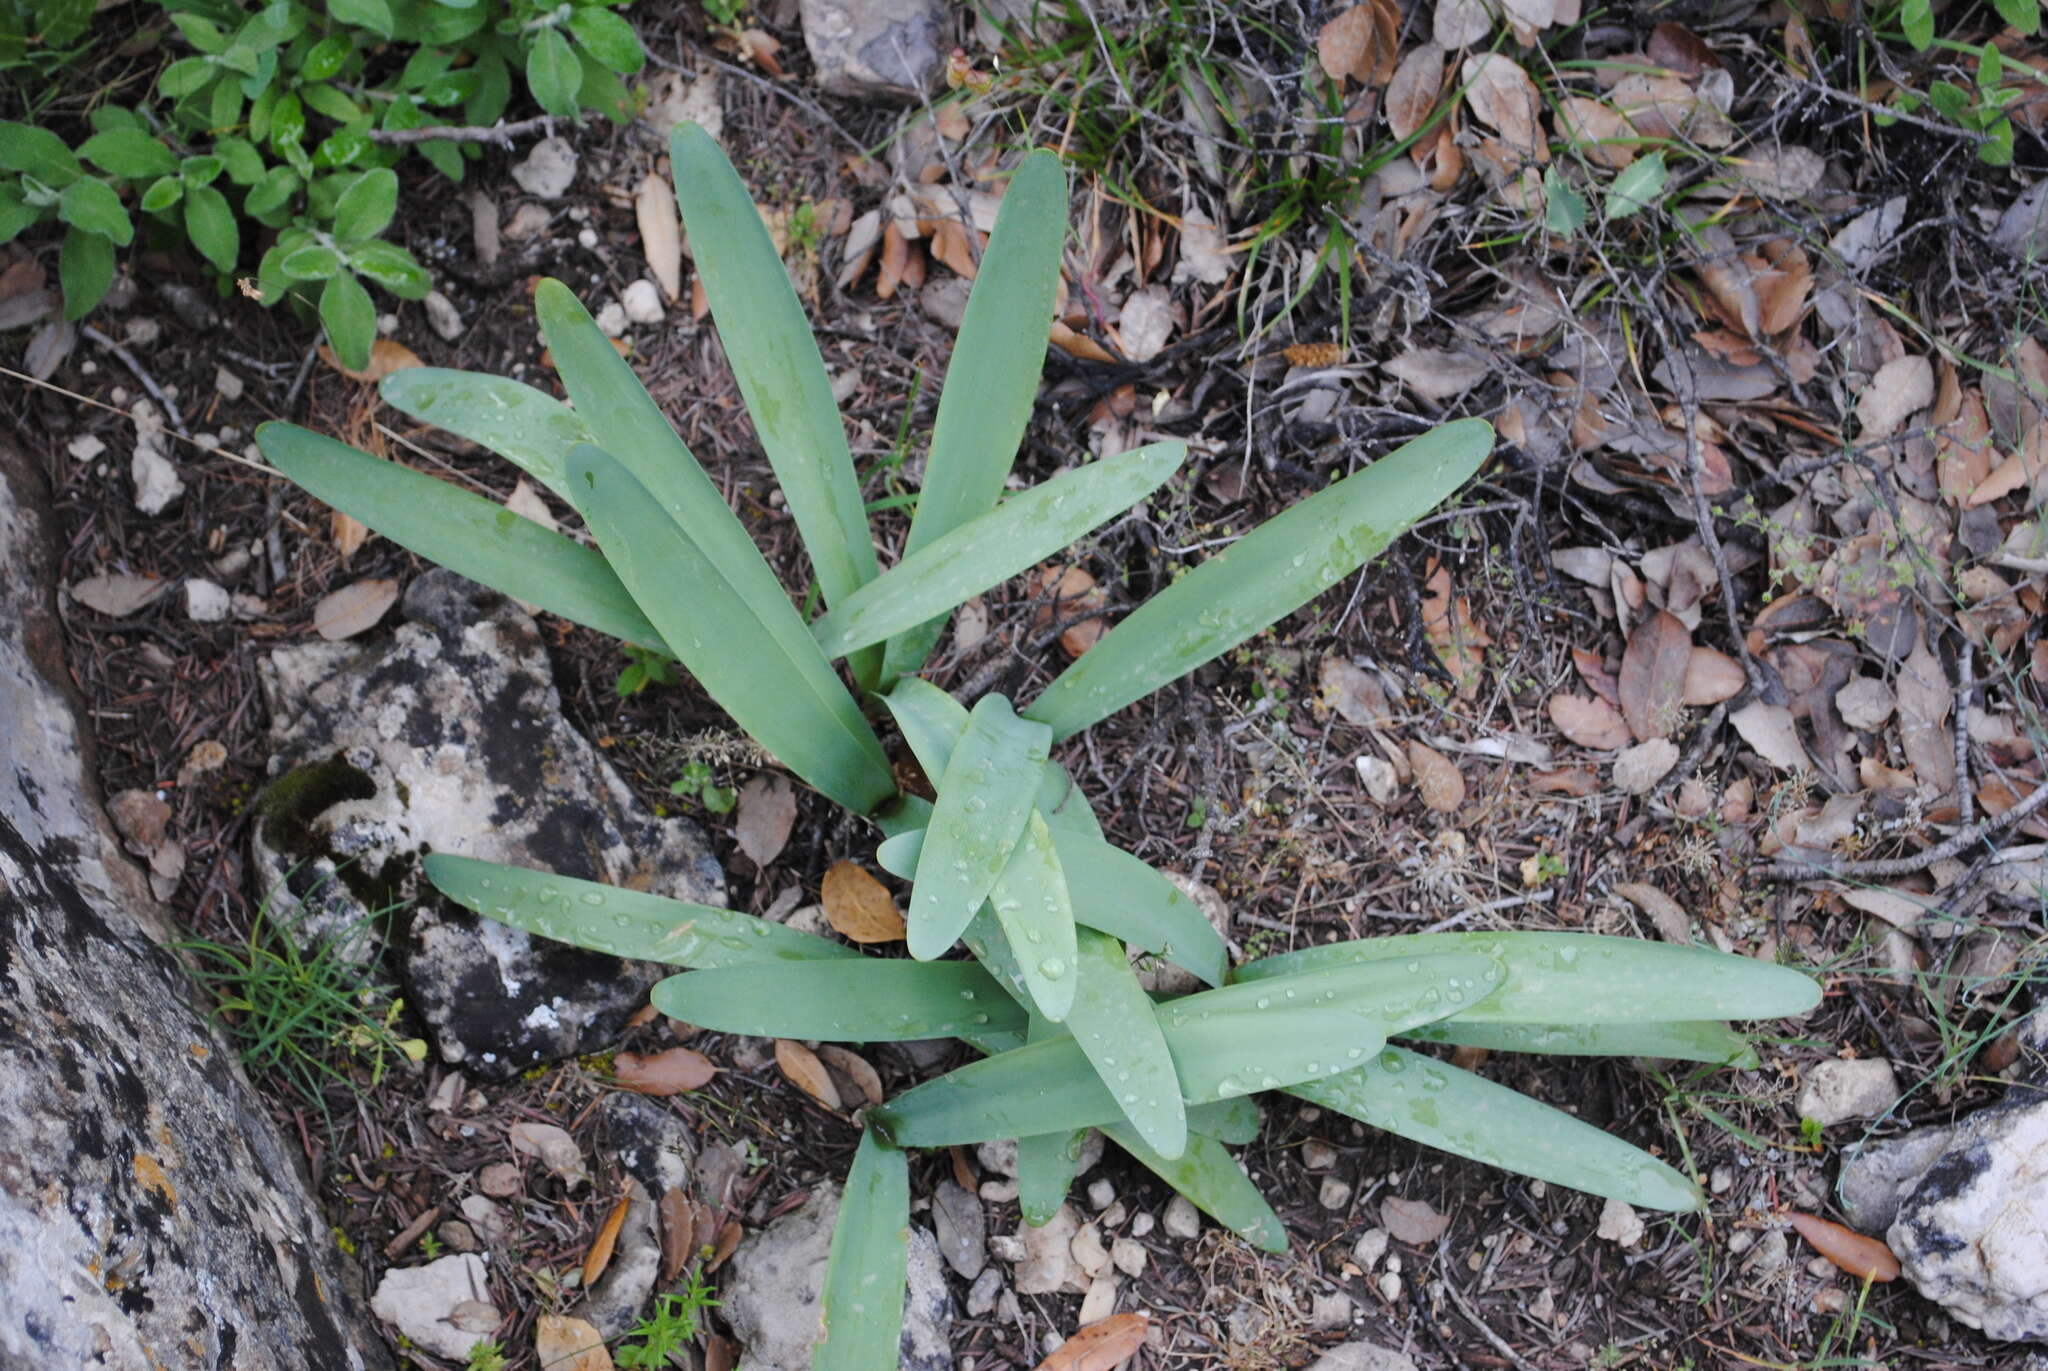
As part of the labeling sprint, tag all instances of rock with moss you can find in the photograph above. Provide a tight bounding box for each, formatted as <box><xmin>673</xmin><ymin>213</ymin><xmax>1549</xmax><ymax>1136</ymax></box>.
<box><xmin>252</xmin><ymin>568</ymin><xmax>725</xmax><ymax>1078</ymax></box>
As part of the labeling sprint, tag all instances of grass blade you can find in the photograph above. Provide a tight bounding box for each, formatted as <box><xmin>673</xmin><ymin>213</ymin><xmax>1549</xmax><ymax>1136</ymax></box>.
<box><xmin>256</xmin><ymin>422</ymin><xmax>667</xmax><ymax>651</ymax></box>
<box><xmin>884</xmin><ymin>148</ymin><xmax>1068</xmax><ymax>679</ymax></box>
<box><xmin>425</xmin><ymin>853</ymin><xmax>855</xmax><ymax>967</ymax></box>
<box><xmin>566</xmin><ymin>443</ymin><xmax>894</xmax><ymax>813</ymax></box>
<box><xmin>812</xmin><ymin>442</ymin><xmax>1184</xmax><ymax>658</ymax></box>
<box><xmin>1063</xmin><ymin>928</ymin><xmax>1184</xmax><ymax>1157</ymax></box>
<box><xmin>1292</xmin><ymin>1046</ymin><xmax>1704</xmax><ymax>1212</ymax></box>
<box><xmin>1025</xmin><ymin>419</ymin><xmax>1493</xmax><ymax>739</ymax></box>
<box><xmin>1405</xmin><ymin>1018</ymin><xmax>1758</xmax><ymax>1066</ymax></box>
<box><xmin>1104</xmin><ymin>1127</ymin><xmax>1287</xmax><ymax>1253</ymax></box>
<box><xmin>669</xmin><ymin>125</ymin><xmax>879</xmax><ymax>662</ymax></box>
<box><xmin>1237</xmin><ymin>931</ymin><xmax>1820</xmax><ymax>1024</ymax></box>
<box><xmin>649</xmin><ymin>959</ymin><xmax>1024</xmax><ymax>1041</ymax></box>
<box><xmin>378</xmin><ymin>368</ymin><xmax>594</xmax><ymax>500</ymax></box>
<box><xmin>910</xmin><ymin>695</ymin><xmax>1052</xmax><ymax>959</ymax></box>
<box><xmin>816</xmin><ymin>1130</ymin><xmax>908</xmax><ymax>1371</ymax></box>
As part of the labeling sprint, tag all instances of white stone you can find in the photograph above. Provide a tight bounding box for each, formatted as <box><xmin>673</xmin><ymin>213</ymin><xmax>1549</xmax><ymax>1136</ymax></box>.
<box><xmin>424</xmin><ymin>290</ymin><xmax>463</xmax><ymax>342</ymax></box>
<box><xmin>1596</xmin><ymin>1197</ymin><xmax>1644</xmax><ymax>1247</ymax></box>
<box><xmin>1013</xmin><ymin>1206</ymin><xmax>1079</xmax><ymax>1295</ymax></box>
<box><xmin>1162</xmin><ymin>1195</ymin><xmax>1200</xmax><ymax>1240</ymax></box>
<box><xmin>1891</xmin><ymin>1094</ymin><xmax>2048</xmax><ymax>1340</ymax></box>
<box><xmin>577</xmin><ymin>226</ymin><xmax>600</xmax><ymax>250</ymax></box>
<box><xmin>512</xmin><ymin>137</ymin><xmax>577</xmax><ymax>200</ymax></box>
<box><xmin>213</xmin><ymin>366</ymin><xmax>243</xmax><ymax>401</ymax></box>
<box><xmin>1319</xmin><ymin>1175</ymin><xmax>1353</xmax><ymax>1210</ymax></box>
<box><xmin>1798</xmin><ymin>1058</ymin><xmax>1900</xmax><ymax>1127</ymax></box>
<box><xmin>1353</xmin><ymin>1227</ymin><xmax>1389</xmax><ymax>1271</ymax></box>
<box><xmin>1069</xmin><ymin>1222</ymin><xmax>1109</xmax><ymax>1278</ymax></box>
<box><xmin>370</xmin><ymin>1254</ymin><xmax>493</xmax><ymax>1362</ymax></box>
<box><xmin>1310</xmin><ymin>1292</ymin><xmax>1355</xmax><ymax>1330</ymax></box>
<box><xmin>67</xmin><ymin>433</ymin><xmax>105</xmax><ymax>461</ymax></box>
<box><xmin>183</xmin><ymin>579</ymin><xmax>231</xmax><ymax>622</ymax></box>
<box><xmin>1077</xmin><ymin>1273</ymin><xmax>1117</xmax><ymax>1325</ymax></box>
<box><xmin>621</xmin><ymin>279</ymin><xmax>665</xmax><ymax>325</ymax></box>
<box><xmin>1110</xmin><ymin>1237</ymin><xmax>1146</xmax><ymax>1277</ymax></box>
<box><xmin>595</xmin><ymin>301</ymin><xmax>629</xmax><ymax>338</ymax></box>
<box><xmin>129</xmin><ymin>400</ymin><xmax>182</xmax><ymax>516</ymax></box>
<box><xmin>1086</xmin><ymin>1178</ymin><xmax>1114</xmax><ymax>1210</ymax></box>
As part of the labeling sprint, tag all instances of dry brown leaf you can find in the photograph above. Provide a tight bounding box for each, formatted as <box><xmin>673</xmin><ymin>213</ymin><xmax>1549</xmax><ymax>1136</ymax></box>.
<box><xmin>659</xmin><ymin>1189</ymin><xmax>705</xmax><ymax>1283</ymax></box>
<box><xmin>1753</xmin><ymin>238</ymin><xmax>1813</xmax><ymax>336</ymax></box>
<box><xmin>70</xmin><ymin>572</ymin><xmax>171</xmax><ymax>617</ymax></box>
<box><xmin>1050</xmin><ymin>320</ymin><xmax>1117</xmax><ymax>363</ymax></box>
<box><xmin>1381</xmin><ymin>1195</ymin><xmax>1451</xmax><ymax>1244</ymax></box>
<box><xmin>1618</xmin><ymin>611</ymin><xmax>1693</xmax><ymax>741</ymax></box>
<box><xmin>1315</xmin><ymin>0</ymin><xmax>1398</xmax><ymax>87</ymax></box>
<box><xmin>1557</xmin><ymin>96</ymin><xmax>1637</xmax><ymax>169</ymax></box>
<box><xmin>582</xmin><ymin>1195</ymin><xmax>631</xmax><ymax>1288</ymax></box>
<box><xmin>735</xmin><ymin>774</ymin><xmax>797</xmax><ymax>866</ymax></box>
<box><xmin>817</xmin><ymin>1044</ymin><xmax>884</xmax><ymax>1107</ymax></box>
<box><xmin>1615</xmin><ymin>882</ymin><xmax>1693</xmax><ymax>944</ymax></box>
<box><xmin>313</xmin><ymin>578</ymin><xmax>400</xmax><ymax>641</ymax></box>
<box><xmin>709</xmin><ymin>1218</ymin><xmax>742</xmax><ymax>1271</ymax></box>
<box><xmin>1320</xmin><ymin>657</ymin><xmax>1390</xmax><ymax>727</ymax></box>
<box><xmin>1034</xmin><ymin>563</ymin><xmax>1109</xmax><ymax>656</ymax></box>
<box><xmin>876</xmin><ymin>221</ymin><xmax>909</xmax><ymax>299</ymax></box>
<box><xmin>1729</xmin><ymin>700</ymin><xmax>1807</xmax><ymax>773</ymax></box>
<box><xmin>705</xmin><ymin>1334</ymin><xmax>737</xmax><ymax>1371</ymax></box>
<box><xmin>1613</xmin><ymin>738</ymin><xmax>1679</xmax><ymax>793</ymax></box>
<box><xmin>1856</xmin><ymin>355</ymin><xmax>1935</xmax><ymax>439</ymax></box>
<box><xmin>535</xmin><ymin>1313</ymin><xmax>615</xmax><ymax>1371</ymax></box>
<box><xmin>1681</xmin><ymin>646</ymin><xmax>1745</xmax><ymax>705</ymax></box>
<box><xmin>1434</xmin><ymin>0</ymin><xmax>1493</xmax><ymax>47</ymax></box>
<box><xmin>775</xmin><ymin>1039</ymin><xmax>842</xmax><ymax>1110</ymax></box>
<box><xmin>1938</xmin><ymin>389</ymin><xmax>1997</xmax><ymax>505</ymax></box>
<box><xmin>1407</xmin><ymin>740</ymin><xmax>1465</xmax><ymax>812</ymax></box>
<box><xmin>319</xmin><ymin>337</ymin><xmax>423</xmax><ymax>383</ymax></box>
<box><xmin>1385</xmin><ymin>346</ymin><xmax>1489</xmax><ymax>402</ymax></box>
<box><xmin>508</xmin><ymin>1121</ymin><xmax>590</xmax><ymax>1189</ymax></box>
<box><xmin>1420</xmin><ymin>561</ymin><xmax>1489</xmax><ymax>697</ymax></box>
<box><xmin>1283</xmin><ymin>340</ymin><xmax>1344</xmax><ymax>368</ymax></box>
<box><xmin>1385</xmin><ymin>42</ymin><xmax>1446</xmax><ymax>142</ymax></box>
<box><xmin>1462</xmin><ymin>54</ymin><xmax>1544</xmax><ymax>157</ymax></box>
<box><xmin>332</xmin><ymin>509</ymin><xmax>370</xmax><ymax>559</ymax></box>
<box><xmin>614</xmin><ymin>1047</ymin><xmax>718</xmax><ymax>1096</ymax></box>
<box><xmin>1787</xmin><ymin>1212</ymin><xmax>1900</xmax><ymax>1281</ymax></box>
<box><xmin>1571</xmin><ymin>646</ymin><xmax>1622</xmax><ymax>705</ymax></box>
<box><xmin>1530</xmin><ymin>767</ymin><xmax>1600</xmax><ymax>796</ymax></box>
<box><xmin>1549</xmin><ymin>694</ymin><xmax>1633</xmax><ymax>750</ymax></box>
<box><xmin>1647</xmin><ymin>21</ymin><xmax>1717</xmax><ymax>75</ymax></box>
<box><xmin>1895</xmin><ymin>632</ymin><xmax>1956</xmax><ymax>794</ymax></box>
<box><xmin>635</xmin><ymin>172</ymin><xmax>683</xmax><ymax>302</ymax></box>
<box><xmin>821</xmin><ymin>861</ymin><xmax>906</xmax><ymax>943</ymax></box>
<box><xmin>1035</xmin><ymin>1313</ymin><xmax>1150</xmax><ymax>1371</ymax></box>
<box><xmin>929</xmin><ymin>218</ymin><xmax>980</xmax><ymax>279</ymax></box>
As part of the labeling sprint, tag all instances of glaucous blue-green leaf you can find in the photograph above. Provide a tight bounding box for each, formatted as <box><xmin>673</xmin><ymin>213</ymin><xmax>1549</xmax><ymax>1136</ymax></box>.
<box><xmin>811</xmin><ymin>442</ymin><xmax>1184</xmax><ymax>659</ymax></box>
<box><xmin>1050</xmin><ymin>827</ymin><xmax>1226</xmax><ymax>987</ymax></box>
<box><xmin>425</xmin><ymin>853</ymin><xmax>856</xmax><ymax>967</ymax></box>
<box><xmin>1104</xmin><ymin>1126</ymin><xmax>1287</xmax><ymax>1253</ymax></box>
<box><xmin>1187</xmin><ymin>1095</ymin><xmax>1263</xmax><ymax>1145</ymax></box>
<box><xmin>1025</xmin><ymin>418</ymin><xmax>1494</xmax><ymax>739</ymax></box>
<box><xmin>380</xmin><ymin>369</ymin><xmax>596</xmax><ymax>501</ymax></box>
<box><xmin>816</xmin><ymin>1131</ymin><xmax>907</xmax><ymax>1371</ymax></box>
<box><xmin>1237</xmin><ymin>931</ymin><xmax>1820</xmax><ymax>1025</ymax></box>
<box><xmin>882</xmin><ymin>677</ymin><xmax>1100</xmax><ymax>838</ymax></box>
<box><xmin>669</xmin><ymin>122</ymin><xmax>878</xmax><ymax>684</ymax></box>
<box><xmin>984</xmin><ymin>811</ymin><xmax>1077</xmax><ymax>1021</ymax></box>
<box><xmin>1293</xmin><ymin>1047</ymin><xmax>1704</xmax><ymax>1212</ymax></box>
<box><xmin>565</xmin><ymin>443</ymin><xmax>893</xmax><ymax>814</ymax></box>
<box><xmin>1015</xmin><ymin>1012</ymin><xmax>1087</xmax><ymax>1226</ymax></box>
<box><xmin>1405</xmin><ymin>1017</ymin><xmax>1757</xmax><ymax>1066</ymax></box>
<box><xmin>649</xmin><ymin>959</ymin><xmax>1025</xmax><ymax>1041</ymax></box>
<box><xmin>909</xmin><ymin>694</ymin><xmax>1049</xmax><ymax>960</ymax></box>
<box><xmin>253</xmin><ymin>423</ymin><xmax>666</xmax><ymax>650</ymax></box>
<box><xmin>1060</xmin><ymin>927</ymin><xmax>1183</xmax><ymax>1156</ymax></box>
<box><xmin>533</xmin><ymin>280</ymin><xmax>899</xmax><ymax>811</ymax></box>
<box><xmin>884</xmin><ymin>148</ymin><xmax>1068</xmax><ymax>680</ymax></box>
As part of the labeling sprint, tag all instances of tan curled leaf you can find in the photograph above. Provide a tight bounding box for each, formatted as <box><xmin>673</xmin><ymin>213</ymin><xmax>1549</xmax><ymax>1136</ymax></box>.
<box><xmin>659</xmin><ymin>1189</ymin><xmax>705</xmax><ymax>1282</ymax></box>
<box><xmin>1729</xmin><ymin>700</ymin><xmax>1807</xmax><ymax>773</ymax></box>
<box><xmin>1434</xmin><ymin>0</ymin><xmax>1493</xmax><ymax>47</ymax></box>
<box><xmin>614</xmin><ymin>1047</ymin><xmax>718</xmax><ymax>1096</ymax></box>
<box><xmin>1682</xmin><ymin>646</ymin><xmax>1745</xmax><ymax>705</ymax></box>
<box><xmin>1530</xmin><ymin>767</ymin><xmax>1599</xmax><ymax>796</ymax></box>
<box><xmin>1856</xmin><ymin>355</ymin><xmax>1935</xmax><ymax>440</ymax></box>
<box><xmin>635</xmin><ymin>172</ymin><xmax>683</xmax><ymax>302</ymax></box>
<box><xmin>1407</xmin><ymin>740</ymin><xmax>1466</xmax><ymax>813</ymax></box>
<box><xmin>582</xmin><ymin>1195</ymin><xmax>631</xmax><ymax>1287</ymax></box>
<box><xmin>1895</xmin><ymin>633</ymin><xmax>1955</xmax><ymax>794</ymax></box>
<box><xmin>822</xmin><ymin>861</ymin><xmax>906</xmax><ymax>943</ymax></box>
<box><xmin>332</xmin><ymin>508</ymin><xmax>370</xmax><ymax>559</ymax></box>
<box><xmin>1557</xmin><ymin>96</ymin><xmax>1637</xmax><ymax>170</ymax></box>
<box><xmin>313</xmin><ymin>578</ymin><xmax>400</xmax><ymax>641</ymax></box>
<box><xmin>1381</xmin><ymin>1195</ymin><xmax>1451</xmax><ymax>1244</ymax></box>
<box><xmin>1316</xmin><ymin>2</ymin><xmax>1396</xmax><ymax>86</ymax></box>
<box><xmin>817</xmin><ymin>1044</ymin><xmax>884</xmax><ymax>1107</ymax></box>
<box><xmin>1614</xmin><ymin>882</ymin><xmax>1693</xmax><ymax>944</ymax></box>
<box><xmin>1035</xmin><ymin>1312</ymin><xmax>1151</xmax><ymax>1371</ymax></box>
<box><xmin>734</xmin><ymin>774</ymin><xmax>797</xmax><ymax>866</ymax></box>
<box><xmin>1386</xmin><ymin>42</ymin><xmax>1446</xmax><ymax>142</ymax></box>
<box><xmin>1787</xmin><ymin>1212</ymin><xmax>1900</xmax><ymax>1281</ymax></box>
<box><xmin>1320</xmin><ymin>657</ymin><xmax>1390</xmax><ymax>727</ymax></box>
<box><xmin>1461</xmin><ymin>54</ymin><xmax>1543</xmax><ymax>157</ymax></box>
<box><xmin>876</xmin><ymin>221</ymin><xmax>909</xmax><ymax>299</ymax></box>
<box><xmin>535</xmin><ymin>1313</ymin><xmax>615</xmax><ymax>1371</ymax></box>
<box><xmin>319</xmin><ymin>337</ymin><xmax>423</xmax><ymax>383</ymax></box>
<box><xmin>1612</xmin><ymin>738</ymin><xmax>1679</xmax><ymax>794</ymax></box>
<box><xmin>1549</xmin><ymin>694</ymin><xmax>1633</xmax><ymax>750</ymax></box>
<box><xmin>775</xmin><ymin>1039</ymin><xmax>842</xmax><ymax>1110</ymax></box>
<box><xmin>508</xmin><ymin>1121</ymin><xmax>590</xmax><ymax>1189</ymax></box>
<box><xmin>1938</xmin><ymin>390</ymin><xmax>1997</xmax><ymax>505</ymax></box>
<box><xmin>1618</xmin><ymin>611</ymin><xmax>1693</xmax><ymax>741</ymax></box>
<box><xmin>70</xmin><ymin>572</ymin><xmax>171</xmax><ymax>617</ymax></box>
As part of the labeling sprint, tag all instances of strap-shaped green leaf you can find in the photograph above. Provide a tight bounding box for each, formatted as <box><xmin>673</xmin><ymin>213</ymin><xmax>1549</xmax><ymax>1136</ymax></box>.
<box><xmin>532</xmin><ymin>278</ymin><xmax>896</xmax><ymax>782</ymax></box>
<box><xmin>378</xmin><ymin>368</ymin><xmax>595</xmax><ymax>501</ymax></box>
<box><xmin>884</xmin><ymin>148</ymin><xmax>1069</xmax><ymax>680</ymax></box>
<box><xmin>566</xmin><ymin>444</ymin><xmax>895</xmax><ymax>814</ymax></box>
<box><xmin>816</xmin><ymin>1131</ymin><xmax>908</xmax><ymax>1371</ymax></box>
<box><xmin>909</xmin><ymin>694</ymin><xmax>1050</xmax><ymax>959</ymax></box>
<box><xmin>1404</xmin><ymin>1017</ymin><xmax>1757</xmax><ymax>1066</ymax></box>
<box><xmin>883</xmin><ymin>678</ymin><xmax>1089</xmax><ymax>835</ymax></box>
<box><xmin>1025</xmin><ymin>418</ymin><xmax>1494</xmax><ymax>739</ymax></box>
<box><xmin>649</xmin><ymin>959</ymin><xmax>1025</xmax><ymax>1041</ymax></box>
<box><xmin>1104</xmin><ymin>1126</ymin><xmax>1287</xmax><ymax>1253</ymax></box>
<box><xmin>1292</xmin><ymin>1047</ymin><xmax>1704</xmax><ymax>1212</ymax></box>
<box><xmin>1187</xmin><ymin>1095</ymin><xmax>1263</xmax><ymax>1145</ymax></box>
<box><xmin>1063</xmin><ymin>928</ymin><xmax>1184</xmax><ymax>1156</ymax></box>
<box><xmin>1015</xmin><ymin>1012</ymin><xmax>1087</xmax><ymax>1226</ymax></box>
<box><xmin>1237</xmin><ymin>931</ymin><xmax>1820</xmax><ymax>1025</ymax></box>
<box><xmin>812</xmin><ymin>442</ymin><xmax>1185</xmax><ymax>659</ymax></box>
<box><xmin>670</xmin><ymin>125</ymin><xmax>879</xmax><ymax>666</ymax></box>
<box><xmin>255</xmin><ymin>422</ymin><xmax>667</xmax><ymax>652</ymax></box>
<box><xmin>424</xmin><ymin>853</ymin><xmax>856</xmax><ymax>967</ymax></box>
<box><xmin>987</xmin><ymin>812</ymin><xmax>1079</xmax><ymax>1020</ymax></box>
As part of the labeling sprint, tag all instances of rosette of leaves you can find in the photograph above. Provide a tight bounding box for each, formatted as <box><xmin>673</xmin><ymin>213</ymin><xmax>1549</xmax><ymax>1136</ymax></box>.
<box><xmin>257</xmin><ymin>125</ymin><xmax>1821</xmax><ymax>1368</ymax></box>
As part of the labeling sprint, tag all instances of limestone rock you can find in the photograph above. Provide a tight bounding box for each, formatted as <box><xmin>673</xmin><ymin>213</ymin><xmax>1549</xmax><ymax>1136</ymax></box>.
<box><xmin>1838</xmin><ymin>1126</ymin><xmax>1957</xmax><ymax>1233</ymax></box>
<box><xmin>369</xmin><ymin>1253</ymin><xmax>493</xmax><ymax>1361</ymax></box>
<box><xmin>512</xmin><ymin>137</ymin><xmax>577</xmax><ymax>199</ymax></box>
<box><xmin>251</xmin><ymin>569</ymin><xmax>724</xmax><ymax>1077</ymax></box>
<box><xmin>0</xmin><ymin>439</ymin><xmax>391</xmax><ymax>1367</ymax></box>
<box><xmin>798</xmin><ymin>0</ymin><xmax>946</xmax><ymax>99</ymax></box>
<box><xmin>1798</xmin><ymin>1058</ymin><xmax>1901</xmax><ymax>1127</ymax></box>
<box><xmin>1306</xmin><ymin>1343</ymin><xmax>1420</xmax><ymax>1371</ymax></box>
<box><xmin>1890</xmin><ymin>1092</ymin><xmax>2048</xmax><ymax>1341</ymax></box>
<box><xmin>720</xmin><ymin>1182</ymin><xmax>953</xmax><ymax>1371</ymax></box>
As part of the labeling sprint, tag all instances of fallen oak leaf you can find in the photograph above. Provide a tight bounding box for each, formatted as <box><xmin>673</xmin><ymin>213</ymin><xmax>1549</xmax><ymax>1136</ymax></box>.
<box><xmin>313</xmin><ymin>578</ymin><xmax>400</xmax><ymax>641</ymax></box>
<box><xmin>1618</xmin><ymin>611</ymin><xmax>1693</xmax><ymax>741</ymax></box>
<box><xmin>535</xmin><ymin>1313</ymin><xmax>615</xmax><ymax>1371</ymax></box>
<box><xmin>582</xmin><ymin>1193</ymin><xmax>631</xmax><ymax>1288</ymax></box>
<box><xmin>1035</xmin><ymin>1312</ymin><xmax>1151</xmax><ymax>1371</ymax></box>
<box><xmin>613</xmin><ymin>1047</ymin><xmax>718</xmax><ymax>1096</ymax></box>
<box><xmin>1681</xmin><ymin>645</ymin><xmax>1745</xmax><ymax>705</ymax></box>
<box><xmin>734</xmin><ymin>773</ymin><xmax>796</xmax><ymax>866</ymax></box>
<box><xmin>1548</xmin><ymin>693</ymin><xmax>1633</xmax><ymax>750</ymax></box>
<box><xmin>775</xmin><ymin>1038</ymin><xmax>842</xmax><ymax>1110</ymax></box>
<box><xmin>508</xmin><ymin>1121</ymin><xmax>589</xmax><ymax>1189</ymax></box>
<box><xmin>319</xmin><ymin>337</ymin><xmax>423</xmax><ymax>383</ymax></box>
<box><xmin>821</xmin><ymin>860</ymin><xmax>906</xmax><ymax>943</ymax></box>
<box><xmin>1787</xmin><ymin>1211</ymin><xmax>1900</xmax><ymax>1281</ymax></box>
<box><xmin>1407</xmin><ymin>740</ymin><xmax>1466</xmax><ymax>813</ymax></box>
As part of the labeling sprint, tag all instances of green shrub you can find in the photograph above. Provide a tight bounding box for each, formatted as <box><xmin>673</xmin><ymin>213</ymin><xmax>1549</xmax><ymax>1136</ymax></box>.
<box><xmin>256</xmin><ymin>124</ymin><xmax>1821</xmax><ymax>1367</ymax></box>
<box><xmin>0</xmin><ymin>0</ymin><xmax>644</xmax><ymax>366</ymax></box>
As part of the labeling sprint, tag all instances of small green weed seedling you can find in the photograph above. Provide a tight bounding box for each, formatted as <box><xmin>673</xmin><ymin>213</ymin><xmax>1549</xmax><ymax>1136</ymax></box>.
<box><xmin>259</xmin><ymin>124</ymin><xmax>1821</xmax><ymax>1368</ymax></box>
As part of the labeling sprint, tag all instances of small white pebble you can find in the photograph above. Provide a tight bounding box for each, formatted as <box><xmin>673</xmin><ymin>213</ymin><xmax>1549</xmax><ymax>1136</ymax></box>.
<box><xmin>1318</xmin><ymin>1175</ymin><xmax>1352</xmax><ymax>1210</ymax></box>
<box><xmin>1353</xmin><ymin>1228</ymin><xmax>1389</xmax><ymax>1271</ymax></box>
<box><xmin>1162</xmin><ymin>1195</ymin><xmax>1200</xmax><ymax>1240</ymax></box>
<box><xmin>1130</xmin><ymin>1212</ymin><xmax>1154</xmax><ymax>1238</ymax></box>
<box><xmin>577</xmin><ymin>226</ymin><xmax>599</xmax><ymax>249</ymax></box>
<box><xmin>595</xmin><ymin>301</ymin><xmax>629</xmax><ymax>338</ymax></box>
<box><xmin>1086</xmin><ymin>1179</ymin><xmax>1115</xmax><ymax>1211</ymax></box>
<box><xmin>621</xmin><ymin>278</ymin><xmax>665</xmax><ymax>324</ymax></box>
<box><xmin>1110</xmin><ymin>1237</ymin><xmax>1146</xmax><ymax>1278</ymax></box>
